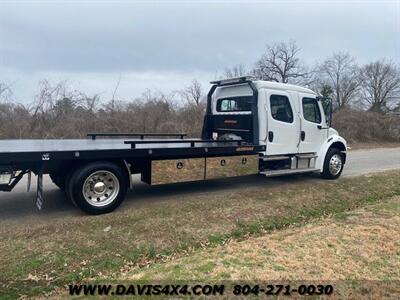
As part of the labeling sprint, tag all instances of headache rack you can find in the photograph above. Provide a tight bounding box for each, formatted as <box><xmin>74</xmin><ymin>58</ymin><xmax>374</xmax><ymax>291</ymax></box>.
<box><xmin>202</xmin><ymin>75</ymin><xmax>259</xmax><ymax>145</ymax></box>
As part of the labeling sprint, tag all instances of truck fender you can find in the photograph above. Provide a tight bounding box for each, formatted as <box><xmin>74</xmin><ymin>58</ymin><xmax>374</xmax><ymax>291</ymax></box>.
<box><xmin>315</xmin><ymin>135</ymin><xmax>347</xmax><ymax>172</ymax></box>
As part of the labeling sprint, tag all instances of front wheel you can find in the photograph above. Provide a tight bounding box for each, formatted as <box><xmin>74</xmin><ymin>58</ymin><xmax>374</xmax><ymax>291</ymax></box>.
<box><xmin>321</xmin><ymin>148</ymin><xmax>344</xmax><ymax>179</ymax></box>
<box><xmin>67</xmin><ymin>162</ymin><xmax>128</xmax><ymax>214</ymax></box>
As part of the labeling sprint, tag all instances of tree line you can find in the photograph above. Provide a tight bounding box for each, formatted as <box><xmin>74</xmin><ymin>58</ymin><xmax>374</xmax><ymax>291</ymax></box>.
<box><xmin>0</xmin><ymin>79</ymin><xmax>206</xmax><ymax>139</ymax></box>
<box><xmin>229</xmin><ymin>40</ymin><xmax>400</xmax><ymax>113</ymax></box>
<box><xmin>0</xmin><ymin>40</ymin><xmax>399</xmax><ymax>142</ymax></box>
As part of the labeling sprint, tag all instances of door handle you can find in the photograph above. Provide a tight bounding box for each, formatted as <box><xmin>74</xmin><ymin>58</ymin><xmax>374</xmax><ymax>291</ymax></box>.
<box><xmin>268</xmin><ymin>131</ymin><xmax>274</xmax><ymax>142</ymax></box>
<box><xmin>301</xmin><ymin>131</ymin><xmax>305</xmax><ymax>141</ymax></box>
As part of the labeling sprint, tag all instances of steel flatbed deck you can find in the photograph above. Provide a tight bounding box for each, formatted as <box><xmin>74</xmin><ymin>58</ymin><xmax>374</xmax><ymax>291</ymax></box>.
<box><xmin>0</xmin><ymin>138</ymin><xmax>255</xmax><ymax>153</ymax></box>
<box><xmin>0</xmin><ymin>134</ymin><xmax>265</xmax><ymax>213</ymax></box>
<box><xmin>0</xmin><ymin>138</ymin><xmax>264</xmax><ymax>165</ymax></box>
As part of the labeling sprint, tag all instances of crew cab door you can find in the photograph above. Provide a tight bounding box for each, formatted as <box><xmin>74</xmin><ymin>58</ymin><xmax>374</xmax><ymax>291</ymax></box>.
<box><xmin>265</xmin><ymin>90</ymin><xmax>299</xmax><ymax>155</ymax></box>
<box><xmin>298</xmin><ymin>93</ymin><xmax>326</xmax><ymax>154</ymax></box>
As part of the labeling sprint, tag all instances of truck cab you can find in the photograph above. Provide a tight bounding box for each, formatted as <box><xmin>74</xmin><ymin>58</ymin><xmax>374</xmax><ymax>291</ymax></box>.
<box><xmin>202</xmin><ymin>76</ymin><xmax>347</xmax><ymax>179</ymax></box>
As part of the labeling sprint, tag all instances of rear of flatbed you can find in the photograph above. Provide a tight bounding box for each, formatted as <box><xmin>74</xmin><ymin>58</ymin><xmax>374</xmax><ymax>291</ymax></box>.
<box><xmin>0</xmin><ymin>135</ymin><xmax>265</xmax><ymax>214</ymax></box>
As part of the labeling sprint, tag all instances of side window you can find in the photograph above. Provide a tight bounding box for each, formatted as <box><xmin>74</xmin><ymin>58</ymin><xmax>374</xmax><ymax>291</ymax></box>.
<box><xmin>270</xmin><ymin>95</ymin><xmax>293</xmax><ymax>123</ymax></box>
<box><xmin>302</xmin><ymin>98</ymin><xmax>321</xmax><ymax>124</ymax></box>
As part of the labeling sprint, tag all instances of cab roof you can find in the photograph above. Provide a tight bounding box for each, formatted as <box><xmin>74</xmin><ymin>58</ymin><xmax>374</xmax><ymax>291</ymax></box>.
<box><xmin>211</xmin><ymin>76</ymin><xmax>316</xmax><ymax>95</ymax></box>
<box><xmin>253</xmin><ymin>80</ymin><xmax>317</xmax><ymax>95</ymax></box>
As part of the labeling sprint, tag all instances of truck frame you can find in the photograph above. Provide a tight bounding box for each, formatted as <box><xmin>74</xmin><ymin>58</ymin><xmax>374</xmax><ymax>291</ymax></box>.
<box><xmin>0</xmin><ymin>76</ymin><xmax>347</xmax><ymax>214</ymax></box>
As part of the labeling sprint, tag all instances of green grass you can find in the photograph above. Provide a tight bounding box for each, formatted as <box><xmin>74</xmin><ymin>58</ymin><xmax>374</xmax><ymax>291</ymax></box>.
<box><xmin>0</xmin><ymin>171</ymin><xmax>399</xmax><ymax>298</ymax></box>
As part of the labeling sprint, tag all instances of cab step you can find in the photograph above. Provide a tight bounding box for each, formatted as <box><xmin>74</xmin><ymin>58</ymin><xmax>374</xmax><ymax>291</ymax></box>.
<box><xmin>296</xmin><ymin>153</ymin><xmax>318</xmax><ymax>159</ymax></box>
<box><xmin>260</xmin><ymin>155</ymin><xmax>291</xmax><ymax>161</ymax></box>
<box><xmin>260</xmin><ymin>168</ymin><xmax>320</xmax><ymax>177</ymax></box>
<box><xmin>261</xmin><ymin>153</ymin><xmax>318</xmax><ymax>161</ymax></box>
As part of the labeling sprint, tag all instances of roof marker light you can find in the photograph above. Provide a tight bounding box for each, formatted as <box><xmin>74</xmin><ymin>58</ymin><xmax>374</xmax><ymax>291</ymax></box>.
<box><xmin>210</xmin><ymin>75</ymin><xmax>256</xmax><ymax>85</ymax></box>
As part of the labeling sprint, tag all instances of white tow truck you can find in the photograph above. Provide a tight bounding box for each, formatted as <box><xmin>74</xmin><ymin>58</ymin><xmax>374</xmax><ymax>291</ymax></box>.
<box><xmin>0</xmin><ymin>76</ymin><xmax>346</xmax><ymax>214</ymax></box>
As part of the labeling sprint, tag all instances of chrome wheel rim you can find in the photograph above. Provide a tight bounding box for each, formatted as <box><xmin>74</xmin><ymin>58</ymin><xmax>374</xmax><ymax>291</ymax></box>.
<box><xmin>329</xmin><ymin>154</ymin><xmax>342</xmax><ymax>176</ymax></box>
<box><xmin>82</xmin><ymin>171</ymin><xmax>120</xmax><ymax>207</ymax></box>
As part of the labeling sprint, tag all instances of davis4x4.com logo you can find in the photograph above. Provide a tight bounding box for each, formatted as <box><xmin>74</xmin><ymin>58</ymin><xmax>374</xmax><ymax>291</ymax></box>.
<box><xmin>69</xmin><ymin>284</ymin><xmax>225</xmax><ymax>296</ymax></box>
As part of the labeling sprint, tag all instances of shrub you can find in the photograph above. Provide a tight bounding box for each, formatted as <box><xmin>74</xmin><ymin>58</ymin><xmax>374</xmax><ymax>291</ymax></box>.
<box><xmin>333</xmin><ymin>108</ymin><xmax>400</xmax><ymax>143</ymax></box>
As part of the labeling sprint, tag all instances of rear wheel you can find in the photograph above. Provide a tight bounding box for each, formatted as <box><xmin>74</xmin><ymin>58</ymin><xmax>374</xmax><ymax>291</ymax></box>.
<box><xmin>321</xmin><ymin>148</ymin><xmax>344</xmax><ymax>179</ymax></box>
<box><xmin>67</xmin><ymin>162</ymin><xmax>128</xmax><ymax>214</ymax></box>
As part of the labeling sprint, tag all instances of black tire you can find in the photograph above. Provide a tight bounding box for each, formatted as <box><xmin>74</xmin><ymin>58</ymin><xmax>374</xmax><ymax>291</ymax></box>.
<box><xmin>50</xmin><ymin>173</ymin><xmax>66</xmax><ymax>191</ymax></box>
<box><xmin>67</xmin><ymin>161</ymin><xmax>128</xmax><ymax>214</ymax></box>
<box><xmin>321</xmin><ymin>148</ymin><xmax>344</xmax><ymax>179</ymax></box>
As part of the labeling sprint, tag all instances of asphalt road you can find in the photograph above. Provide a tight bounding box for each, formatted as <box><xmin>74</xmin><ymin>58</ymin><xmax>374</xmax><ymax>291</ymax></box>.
<box><xmin>0</xmin><ymin>147</ymin><xmax>399</xmax><ymax>224</ymax></box>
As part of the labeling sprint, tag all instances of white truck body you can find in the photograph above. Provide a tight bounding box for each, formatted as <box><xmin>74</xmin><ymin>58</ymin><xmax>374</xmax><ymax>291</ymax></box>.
<box><xmin>210</xmin><ymin>78</ymin><xmax>347</xmax><ymax>175</ymax></box>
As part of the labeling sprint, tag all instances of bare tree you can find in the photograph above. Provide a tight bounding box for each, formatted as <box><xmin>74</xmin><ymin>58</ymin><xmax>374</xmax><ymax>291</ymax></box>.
<box><xmin>180</xmin><ymin>79</ymin><xmax>204</xmax><ymax>106</ymax></box>
<box><xmin>223</xmin><ymin>64</ymin><xmax>247</xmax><ymax>78</ymax></box>
<box><xmin>109</xmin><ymin>75</ymin><xmax>122</xmax><ymax>113</ymax></box>
<box><xmin>31</xmin><ymin>80</ymin><xmax>68</xmax><ymax>114</ymax></box>
<box><xmin>30</xmin><ymin>80</ymin><xmax>66</xmax><ymax>136</ymax></box>
<box><xmin>359</xmin><ymin>60</ymin><xmax>400</xmax><ymax>113</ymax></box>
<box><xmin>179</xmin><ymin>80</ymin><xmax>206</xmax><ymax>136</ymax></box>
<box><xmin>252</xmin><ymin>40</ymin><xmax>307</xmax><ymax>83</ymax></box>
<box><xmin>83</xmin><ymin>94</ymin><xmax>101</xmax><ymax>113</ymax></box>
<box><xmin>318</xmin><ymin>52</ymin><xmax>360</xmax><ymax>109</ymax></box>
<box><xmin>0</xmin><ymin>82</ymin><xmax>13</xmax><ymax>102</ymax></box>
<box><xmin>131</xmin><ymin>89</ymin><xmax>177</xmax><ymax>132</ymax></box>
<box><xmin>29</xmin><ymin>80</ymin><xmax>89</xmax><ymax>138</ymax></box>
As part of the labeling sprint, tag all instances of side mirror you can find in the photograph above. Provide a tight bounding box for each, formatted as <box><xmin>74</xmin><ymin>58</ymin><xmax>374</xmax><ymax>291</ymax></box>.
<box><xmin>326</xmin><ymin>98</ymin><xmax>333</xmax><ymax>127</ymax></box>
<box><xmin>319</xmin><ymin>97</ymin><xmax>333</xmax><ymax>128</ymax></box>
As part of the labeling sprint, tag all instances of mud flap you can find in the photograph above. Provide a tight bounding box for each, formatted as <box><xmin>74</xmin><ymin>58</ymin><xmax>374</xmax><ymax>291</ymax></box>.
<box><xmin>36</xmin><ymin>171</ymin><xmax>43</xmax><ymax>210</ymax></box>
<box><xmin>27</xmin><ymin>171</ymin><xmax>31</xmax><ymax>192</ymax></box>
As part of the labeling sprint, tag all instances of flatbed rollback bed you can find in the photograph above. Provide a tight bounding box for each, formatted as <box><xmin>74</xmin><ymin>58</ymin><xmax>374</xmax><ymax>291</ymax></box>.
<box><xmin>0</xmin><ymin>76</ymin><xmax>347</xmax><ymax>214</ymax></box>
<box><xmin>0</xmin><ymin>134</ymin><xmax>265</xmax><ymax>214</ymax></box>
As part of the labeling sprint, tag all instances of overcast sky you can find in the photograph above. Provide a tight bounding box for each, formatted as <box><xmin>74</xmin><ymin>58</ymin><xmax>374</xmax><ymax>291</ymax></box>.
<box><xmin>1</xmin><ymin>0</ymin><xmax>399</xmax><ymax>103</ymax></box>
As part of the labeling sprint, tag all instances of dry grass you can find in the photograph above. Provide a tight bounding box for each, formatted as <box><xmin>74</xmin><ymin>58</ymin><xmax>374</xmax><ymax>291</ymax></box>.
<box><xmin>129</xmin><ymin>196</ymin><xmax>400</xmax><ymax>281</ymax></box>
<box><xmin>0</xmin><ymin>171</ymin><xmax>399</xmax><ymax>298</ymax></box>
<box><xmin>125</xmin><ymin>196</ymin><xmax>400</xmax><ymax>298</ymax></box>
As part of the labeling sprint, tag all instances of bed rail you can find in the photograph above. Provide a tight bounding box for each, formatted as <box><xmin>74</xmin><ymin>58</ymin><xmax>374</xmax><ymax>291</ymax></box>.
<box><xmin>87</xmin><ymin>133</ymin><xmax>187</xmax><ymax>140</ymax></box>
<box><xmin>124</xmin><ymin>139</ymin><xmax>244</xmax><ymax>149</ymax></box>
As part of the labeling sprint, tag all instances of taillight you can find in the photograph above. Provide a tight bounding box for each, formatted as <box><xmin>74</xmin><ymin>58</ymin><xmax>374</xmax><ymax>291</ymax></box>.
<box><xmin>0</xmin><ymin>167</ymin><xmax>13</xmax><ymax>185</ymax></box>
